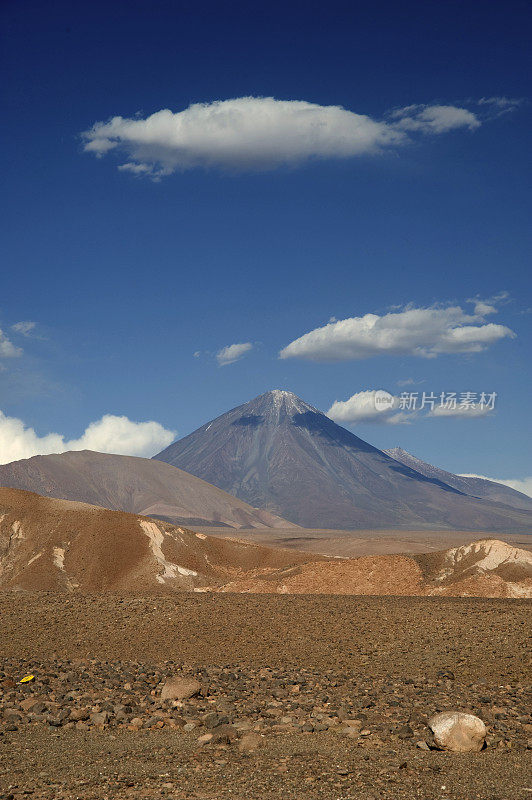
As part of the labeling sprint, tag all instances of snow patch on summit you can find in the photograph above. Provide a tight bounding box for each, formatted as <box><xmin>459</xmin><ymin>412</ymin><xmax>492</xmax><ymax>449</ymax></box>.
<box><xmin>262</xmin><ymin>389</ymin><xmax>319</xmax><ymax>418</ymax></box>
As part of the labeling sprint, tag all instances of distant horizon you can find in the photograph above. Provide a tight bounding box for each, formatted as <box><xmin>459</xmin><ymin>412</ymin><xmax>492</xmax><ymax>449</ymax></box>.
<box><xmin>0</xmin><ymin>384</ymin><xmax>531</xmax><ymax>497</ymax></box>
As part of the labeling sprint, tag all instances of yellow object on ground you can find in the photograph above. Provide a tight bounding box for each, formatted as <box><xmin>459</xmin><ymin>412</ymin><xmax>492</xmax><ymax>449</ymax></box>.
<box><xmin>19</xmin><ymin>675</ymin><xmax>35</xmax><ymax>683</ymax></box>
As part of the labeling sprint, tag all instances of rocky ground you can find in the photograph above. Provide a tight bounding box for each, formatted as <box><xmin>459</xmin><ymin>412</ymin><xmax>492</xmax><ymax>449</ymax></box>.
<box><xmin>1</xmin><ymin>593</ymin><xmax>531</xmax><ymax>799</ymax></box>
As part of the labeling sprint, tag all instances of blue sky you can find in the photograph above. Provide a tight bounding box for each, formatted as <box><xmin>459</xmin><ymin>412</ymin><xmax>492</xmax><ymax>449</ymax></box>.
<box><xmin>1</xmin><ymin>0</ymin><xmax>531</xmax><ymax>489</ymax></box>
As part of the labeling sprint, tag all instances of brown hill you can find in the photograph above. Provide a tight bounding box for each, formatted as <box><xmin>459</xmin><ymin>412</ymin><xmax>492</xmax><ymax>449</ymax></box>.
<box><xmin>2</xmin><ymin>488</ymin><xmax>531</xmax><ymax>598</ymax></box>
<box><xmin>0</xmin><ymin>487</ymin><xmax>310</xmax><ymax>593</ymax></box>
<box><xmin>221</xmin><ymin>538</ymin><xmax>532</xmax><ymax>598</ymax></box>
<box><xmin>0</xmin><ymin>450</ymin><xmax>297</xmax><ymax>529</ymax></box>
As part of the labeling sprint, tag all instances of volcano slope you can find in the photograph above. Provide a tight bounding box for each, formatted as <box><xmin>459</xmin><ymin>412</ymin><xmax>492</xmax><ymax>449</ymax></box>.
<box><xmin>0</xmin><ymin>449</ymin><xmax>295</xmax><ymax>529</ymax></box>
<box><xmin>1</xmin><ymin>488</ymin><xmax>531</xmax><ymax>598</ymax></box>
<box><xmin>385</xmin><ymin>447</ymin><xmax>532</xmax><ymax>511</ymax></box>
<box><xmin>154</xmin><ymin>389</ymin><xmax>532</xmax><ymax>532</ymax></box>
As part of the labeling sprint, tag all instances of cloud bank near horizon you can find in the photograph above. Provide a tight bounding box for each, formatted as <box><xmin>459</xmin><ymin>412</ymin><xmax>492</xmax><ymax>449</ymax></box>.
<box><xmin>0</xmin><ymin>411</ymin><xmax>175</xmax><ymax>465</ymax></box>
<box><xmin>280</xmin><ymin>300</ymin><xmax>515</xmax><ymax>362</ymax></box>
<box><xmin>82</xmin><ymin>96</ymin><xmax>491</xmax><ymax>177</ymax></box>
<box><xmin>460</xmin><ymin>473</ymin><xmax>532</xmax><ymax>499</ymax></box>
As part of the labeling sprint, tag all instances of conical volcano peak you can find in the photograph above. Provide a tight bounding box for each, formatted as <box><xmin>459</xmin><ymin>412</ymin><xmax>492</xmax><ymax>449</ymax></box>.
<box><xmin>268</xmin><ymin>389</ymin><xmax>297</xmax><ymax>400</ymax></box>
<box><xmin>386</xmin><ymin>447</ymin><xmax>408</xmax><ymax>459</ymax></box>
<box><xmin>253</xmin><ymin>389</ymin><xmax>319</xmax><ymax>418</ymax></box>
<box><xmin>153</xmin><ymin>392</ymin><xmax>532</xmax><ymax>530</ymax></box>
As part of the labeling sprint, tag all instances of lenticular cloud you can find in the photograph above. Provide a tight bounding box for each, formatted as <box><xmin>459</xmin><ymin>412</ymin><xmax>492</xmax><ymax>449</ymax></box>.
<box><xmin>82</xmin><ymin>96</ymin><xmax>481</xmax><ymax>176</ymax></box>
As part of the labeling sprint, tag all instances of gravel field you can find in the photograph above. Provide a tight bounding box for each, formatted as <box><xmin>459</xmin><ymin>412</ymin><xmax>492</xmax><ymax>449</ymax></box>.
<box><xmin>1</xmin><ymin>593</ymin><xmax>531</xmax><ymax>799</ymax></box>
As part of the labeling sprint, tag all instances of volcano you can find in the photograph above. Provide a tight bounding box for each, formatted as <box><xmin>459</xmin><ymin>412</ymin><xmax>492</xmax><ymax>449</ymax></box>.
<box><xmin>385</xmin><ymin>447</ymin><xmax>532</xmax><ymax>511</ymax></box>
<box><xmin>154</xmin><ymin>390</ymin><xmax>532</xmax><ymax>531</ymax></box>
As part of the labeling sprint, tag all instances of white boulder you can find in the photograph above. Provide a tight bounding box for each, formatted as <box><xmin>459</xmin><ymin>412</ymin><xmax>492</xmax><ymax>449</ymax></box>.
<box><xmin>429</xmin><ymin>711</ymin><xmax>486</xmax><ymax>753</ymax></box>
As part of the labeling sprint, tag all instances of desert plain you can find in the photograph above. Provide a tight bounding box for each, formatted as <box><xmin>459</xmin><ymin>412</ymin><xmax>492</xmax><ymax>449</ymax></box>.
<box><xmin>1</xmin><ymin>588</ymin><xmax>531</xmax><ymax>800</ymax></box>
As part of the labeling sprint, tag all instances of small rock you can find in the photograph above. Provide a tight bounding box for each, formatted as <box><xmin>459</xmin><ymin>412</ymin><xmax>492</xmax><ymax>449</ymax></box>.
<box><xmin>437</xmin><ymin>670</ymin><xmax>455</xmax><ymax>680</ymax></box>
<box><xmin>238</xmin><ymin>732</ymin><xmax>262</xmax><ymax>752</ymax></box>
<box><xmin>19</xmin><ymin>697</ymin><xmax>45</xmax><ymax>714</ymax></box>
<box><xmin>397</xmin><ymin>724</ymin><xmax>414</xmax><ymax>739</ymax></box>
<box><xmin>204</xmin><ymin>712</ymin><xmax>229</xmax><ymax>729</ymax></box>
<box><xmin>197</xmin><ymin>733</ymin><xmax>213</xmax><ymax>746</ymax></box>
<box><xmin>160</xmin><ymin>676</ymin><xmax>201</xmax><ymax>702</ymax></box>
<box><xmin>90</xmin><ymin>711</ymin><xmax>109</xmax><ymax>727</ymax></box>
<box><xmin>211</xmin><ymin>725</ymin><xmax>238</xmax><ymax>745</ymax></box>
<box><xmin>429</xmin><ymin>711</ymin><xmax>486</xmax><ymax>753</ymax></box>
<box><xmin>70</xmin><ymin>708</ymin><xmax>90</xmax><ymax>722</ymax></box>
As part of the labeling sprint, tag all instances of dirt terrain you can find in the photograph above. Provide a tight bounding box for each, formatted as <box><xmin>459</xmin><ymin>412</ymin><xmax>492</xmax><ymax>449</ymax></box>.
<box><xmin>1</xmin><ymin>487</ymin><xmax>531</xmax><ymax>597</ymax></box>
<box><xmin>0</xmin><ymin>488</ymin><xmax>313</xmax><ymax>593</ymax></box>
<box><xmin>1</xmin><ymin>489</ymin><xmax>531</xmax><ymax>797</ymax></box>
<box><xmin>1</xmin><ymin>593</ymin><xmax>531</xmax><ymax>799</ymax></box>
<box><xmin>2</xmin><ymin>488</ymin><xmax>531</xmax><ymax>597</ymax></box>
<box><xmin>203</xmin><ymin>525</ymin><xmax>532</xmax><ymax>557</ymax></box>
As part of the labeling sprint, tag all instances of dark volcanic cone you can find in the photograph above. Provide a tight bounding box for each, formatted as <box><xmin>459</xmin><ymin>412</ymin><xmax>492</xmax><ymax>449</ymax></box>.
<box><xmin>154</xmin><ymin>390</ymin><xmax>532</xmax><ymax>531</ymax></box>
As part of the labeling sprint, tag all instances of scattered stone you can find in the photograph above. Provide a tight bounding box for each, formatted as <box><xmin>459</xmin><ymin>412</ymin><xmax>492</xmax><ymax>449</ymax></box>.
<box><xmin>397</xmin><ymin>724</ymin><xmax>414</xmax><ymax>739</ymax></box>
<box><xmin>160</xmin><ymin>676</ymin><xmax>201</xmax><ymax>701</ymax></box>
<box><xmin>89</xmin><ymin>711</ymin><xmax>109</xmax><ymax>727</ymax></box>
<box><xmin>0</xmin><ymin>657</ymin><xmax>528</xmax><ymax>754</ymax></box>
<box><xmin>203</xmin><ymin>712</ymin><xmax>229</xmax><ymax>729</ymax></box>
<box><xmin>238</xmin><ymin>732</ymin><xmax>262</xmax><ymax>752</ymax></box>
<box><xmin>211</xmin><ymin>724</ymin><xmax>239</xmax><ymax>745</ymax></box>
<box><xmin>416</xmin><ymin>740</ymin><xmax>431</xmax><ymax>751</ymax></box>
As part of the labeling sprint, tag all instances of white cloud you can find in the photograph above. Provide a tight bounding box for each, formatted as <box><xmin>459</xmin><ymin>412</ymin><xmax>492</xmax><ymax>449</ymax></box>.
<box><xmin>67</xmin><ymin>415</ymin><xmax>175</xmax><ymax>456</ymax></box>
<box><xmin>477</xmin><ymin>96</ymin><xmax>524</xmax><ymax>116</ymax></box>
<box><xmin>0</xmin><ymin>328</ymin><xmax>22</xmax><ymax>358</ymax></box>
<box><xmin>469</xmin><ymin>291</ymin><xmax>509</xmax><ymax>317</ymax></box>
<box><xmin>327</xmin><ymin>386</ymin><xmax>501</xmax><ymax>427</ymax></box>
<box><xmin>472</xmin><ymin>301</ymin><xmax>497</xmax><ymax>316</ymax></box>
<box><xmin>390</xmin><ymin>103</ymin><xmax>480</xmax><ymax>133</ymax></box>
<box><xmin>279</xmin><ymin>300</ymin><xmax>515</xmax><ymax>362</ymax></box>
<box><xmin>0</xmin><ymin>411</ymin><xmax>175</xmax><ymax>465</ymax></box>
<box><xmin>216</xmin><ymin>342</ymin><xmax>253</xmax><ymax>366</ymax></box>
<box><xmin>12</xmin><ymin>321</ymin><xmax>36</xmax><ymax>337</ymax></box>
<box><xmin>459</xmin><ymin>474</ymin><xmax>532</xmax><ymax>499</ymax></box>
<box><xmin>430</xmin><ymin>403</ymin><xmax>492</xmax><ymax>418</ymax></box>
<box><xmin>82</xmin><ymin>96</ymin><xmax>483</xmax><ymax>176</ymax></box>
<box><xmin>327</xmin><ymin>390</ymin><xmax>409</xmax><ymax>425</ymax></box>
